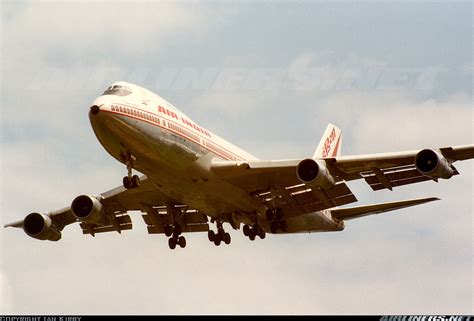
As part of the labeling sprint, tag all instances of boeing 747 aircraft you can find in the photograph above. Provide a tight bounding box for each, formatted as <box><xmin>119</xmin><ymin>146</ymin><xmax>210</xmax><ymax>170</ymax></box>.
<box><xmin>5</xmin><ymin>82</ymin><xmax>474</xmax><ymax>249</ymax></box>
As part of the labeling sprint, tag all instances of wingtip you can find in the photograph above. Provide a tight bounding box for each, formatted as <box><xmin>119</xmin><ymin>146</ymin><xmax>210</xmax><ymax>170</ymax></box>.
<box><xmin>4</xmin><ymin>220</ymin><xmax>24</xmax><ymax>229</ymax></box>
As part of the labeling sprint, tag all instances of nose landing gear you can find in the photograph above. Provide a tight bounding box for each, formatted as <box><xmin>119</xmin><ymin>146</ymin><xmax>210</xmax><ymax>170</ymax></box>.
<box><xmin>121</xmin><ymin>153</ymin><xmax>140</xmax><ymax>189</ymax></box>
<box><xmin>123</xmin><ymin>175</ymin><xmax>140</xmax><ymax>189</ymax></box>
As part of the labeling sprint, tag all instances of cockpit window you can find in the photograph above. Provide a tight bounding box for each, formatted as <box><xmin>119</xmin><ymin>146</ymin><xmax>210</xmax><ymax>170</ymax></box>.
<box><xmin>102</xmin><ymin>85</ymin><xmax>132</xmax><ymax>96</ymax></box>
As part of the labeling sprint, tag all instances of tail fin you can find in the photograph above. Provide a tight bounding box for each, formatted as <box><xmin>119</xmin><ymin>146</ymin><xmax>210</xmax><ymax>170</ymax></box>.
<box><xmin>313</xmin><ymin>123</ymin><xmax>342</xmax><ymax>158</ymax></box>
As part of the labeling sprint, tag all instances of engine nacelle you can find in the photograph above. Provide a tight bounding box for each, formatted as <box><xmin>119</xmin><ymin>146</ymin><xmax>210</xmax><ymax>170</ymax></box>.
<box><xmin>296</xmin><ymin>158</ymin><xmax>336</xmax><ymax>189</ymax></box>
<box><xmin>71</xmin><ymin>195</ymin><xmax>104</xmax><ymax>224</ymax></box>
<box><xmin>23</xmin><ymin>212</ymin><xmax>61</xmax><ymax>241</ymax></box>
<box><xmin>415</xmin><ymin>149</ymin><xmax>454</xmax><ymax>179</ymax></box>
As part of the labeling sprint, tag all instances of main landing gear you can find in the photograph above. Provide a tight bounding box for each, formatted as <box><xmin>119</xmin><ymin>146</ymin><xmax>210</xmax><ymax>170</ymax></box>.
<box><xmin>165</xmin><ymin>224</ymin><xmax>186</xmax><ymax>250</ymax></box>
<box><xmin>242</xmin><ymin>222</ymin><xmax>266</xmax><ymax>241</ymax></box>
<box><xmin>208</xmin><ymin>221</ymin><xmax>231</xmax><ymax>246</ymax></box>
<box><xmin>266</xmin><ymin>207</ymin><xmax>287</xmax><ymax>234</ymax></box>
<box><xmin>122</xmin><ymin>153</ymin><xmax>140</xmax><ymax>189</ymax></box>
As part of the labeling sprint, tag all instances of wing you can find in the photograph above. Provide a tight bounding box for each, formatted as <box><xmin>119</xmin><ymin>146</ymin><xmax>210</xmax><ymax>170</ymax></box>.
<box><xmin>327</xmin><ymin>145</ymin><xmax>474</xmax><ymax>191</ymax></box>
<box><xmin>331</xmin><ymin>197</ymin><xmax>440</xmax><ymax>221</ymax></box>
<box><xmin>211</xmin><ymin>159</ymin><xmax>358</xmax><ymax>218</ymax></box>
<box><xmin>210</xmin><ymin>145</ymin><xmax>473</xmax><ymax>216</ymax></box>
<box><xmin>4</xmin><ymin>175</ymin><xmax>209</xmax><ymax>240</ymax></box>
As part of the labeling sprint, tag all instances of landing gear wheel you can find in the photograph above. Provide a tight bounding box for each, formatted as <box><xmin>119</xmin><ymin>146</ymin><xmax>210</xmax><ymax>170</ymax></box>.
<box><xmin>208</xmin><ymin>230</ymin><xmax>215</xmax><ymax>242</ymax></box>
<box><xmin>211</xmin><ymin>220</ymin><xmax>231</xmax><ymax>246</ymax></box>
<box><xmin>218</xmin><ymin>228</ymin><xmax>225</xmax><ymax>238</ymax></box>
<box><xmin>132</xmin><ymin>175</ymin><xmax>140</xmax><ymax>188</ymax></box>
<box><xmin>123</xmin><ymin>176</ymin><xmax>132</xmax><ymax>189</ymax></box>
<box><xmin>223</xmin><ymin>232</ymin><xmax>231</xmax><ymax>245</ymax></box>
<box><xmin>258</xmin><ymin>229</ymin><xmax>266</xmax><ymax>239</ymax></box>
<box><xmin>178</xmin><ymin>236</ymin><xmax>186</xmax><ymax>248</ymax></box>
<box><xmin>168</xmin><ymin>237</ymin><xmax>177</xmax><ymax>250</ymax></box>
<box><xmin>249</xmin><ymin>233</ymin><xmax>256</xmax><ymax>241</ymax></box>
<box><xmin>243</xmin><ymin>225</ymin><xmax>251</xmax><ymax>236</ymax></box>
<box><xmin>122</xmin><ymin>152</ymin><xmax>138</xmax><ymax>189</ymax></box>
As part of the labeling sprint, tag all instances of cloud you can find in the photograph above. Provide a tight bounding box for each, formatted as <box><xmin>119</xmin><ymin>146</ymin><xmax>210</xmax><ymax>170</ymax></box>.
<box><xmin>314</xmin><ymin>91</ymin><xmax>473</xmax><ymax>154</ymax></box>
<box><xmin>3</xmin><ymin>2</ymin><xmax>208</xmax><ymax>60</ymax></box>
<box><xmin>1</xmin><ymin>1</ymin><xmax>213</xmax><ymax>103</ymax></box>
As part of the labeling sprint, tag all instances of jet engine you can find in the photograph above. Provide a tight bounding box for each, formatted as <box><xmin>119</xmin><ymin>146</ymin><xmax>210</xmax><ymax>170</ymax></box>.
<box><xmin>296</xmin><ymin>158</ymin><xmax>335</xmax><ymax>189</ymax></box>
<box><xmin>23</xmin><ymin>212</ymin><xmax>61</xmax><ymax>241</ymax></box>
<box><xmin>71</xmin><ymin>195</ymin><xmax>104</xmax><ymax>224</ymax></box>
<box><xmin>415</xmin><ymin>149</ymin><xmax>454</xmax><ymax>179</ymax></box>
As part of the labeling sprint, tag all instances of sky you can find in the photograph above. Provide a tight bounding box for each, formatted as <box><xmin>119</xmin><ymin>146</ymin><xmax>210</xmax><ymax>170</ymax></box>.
<box><xmin>1</xmin><ymin>0</ymin><xmax>473</xmax><ymax>315</ymax></box>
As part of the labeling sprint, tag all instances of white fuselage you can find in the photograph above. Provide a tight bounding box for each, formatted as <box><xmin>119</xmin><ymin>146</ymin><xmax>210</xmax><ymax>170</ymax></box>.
<box><xmin>89</xmin><ymin>82</ymin><xmax>342</xmax><ymax>233</ymax></box>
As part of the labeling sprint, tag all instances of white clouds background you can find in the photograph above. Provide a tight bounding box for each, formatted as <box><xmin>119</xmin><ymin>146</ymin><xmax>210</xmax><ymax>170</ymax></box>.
<box><xmin>1</xmin><ymin>1</ymin><xmax>472</xmax><ymax>315</ymax></box>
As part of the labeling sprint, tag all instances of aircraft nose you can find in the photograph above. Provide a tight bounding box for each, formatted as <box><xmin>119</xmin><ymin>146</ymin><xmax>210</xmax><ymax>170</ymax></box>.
<box><xmin>90</xmin><ymin>105</ymin><xmax>100</xmax><ymax>115</ymax></box>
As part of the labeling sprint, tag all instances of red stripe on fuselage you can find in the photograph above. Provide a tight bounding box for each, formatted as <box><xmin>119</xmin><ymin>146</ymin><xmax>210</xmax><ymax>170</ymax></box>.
<box><xmin>110</xmin><ymin>103</ymin><xmax>243</xmax><ymax>159</ymax></box>
<box><xmin>100</xmin><ymin>109</ymin><xmax>245</xmax><ymax>161</ymax></box>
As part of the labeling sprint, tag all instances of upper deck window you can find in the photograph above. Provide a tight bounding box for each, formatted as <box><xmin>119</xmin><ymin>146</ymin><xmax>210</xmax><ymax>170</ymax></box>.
<box><xmin>102</xmin><ymin>84</ymin><xmax>132</xmax><ymax>96</ymax></box>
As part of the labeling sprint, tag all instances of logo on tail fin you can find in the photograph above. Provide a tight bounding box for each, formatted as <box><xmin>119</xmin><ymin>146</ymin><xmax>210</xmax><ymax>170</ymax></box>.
<box><xmin>313</xmin><ymin>124</ymin><xmax>342</xmax><ymax>158</ymax></box>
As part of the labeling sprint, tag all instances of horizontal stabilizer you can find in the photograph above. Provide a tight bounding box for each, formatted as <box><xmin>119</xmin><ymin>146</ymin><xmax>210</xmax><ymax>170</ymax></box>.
<box><xmin>331</xmin><ymin>197</ymin><xmax>440</xmax><ymax>221</ymax></box>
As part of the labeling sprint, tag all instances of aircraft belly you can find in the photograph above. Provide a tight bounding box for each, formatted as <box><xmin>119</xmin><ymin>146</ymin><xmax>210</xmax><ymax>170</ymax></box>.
<box><xmin>143</xmin><ymin>156</ymin><xmax>266</xmax><ymax>217</ymax></box>
<box><xmin>146</xmin><ymin>173</ymin><xmax>258</xmax><ymax>216</ymax></box>
<box><xmin>91</xmin><ymin>113</ymin><xmax>264</xmax><ymax>217</ymax></box>
<box><xmin>259</xmin><ymin>212</ymin><xmax>343</xmax><ymax>234</ymax></box>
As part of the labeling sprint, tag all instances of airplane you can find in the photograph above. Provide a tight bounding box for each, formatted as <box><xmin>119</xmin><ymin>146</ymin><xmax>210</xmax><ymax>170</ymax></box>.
<box><xmin>4</xmin><ymin>81</ymin><xmax>474</xmax><ymax>250</ymax></box>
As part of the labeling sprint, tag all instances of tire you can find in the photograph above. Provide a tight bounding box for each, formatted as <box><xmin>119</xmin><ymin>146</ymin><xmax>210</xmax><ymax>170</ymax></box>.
<box><xmin>214</xmin><ymin>237</ymin><xmax>221</xmax><ymax>246</ymax></box>
<box><xmin>208</xmin><ymin>230</ymin><xmax>215</xmax><ymax>242</ymax></box>
<box><xmin>164</xmin><ymin>225</ymin><xmax>173</xmax><ymax>237</ymax></box>
<box><xmin>243</xmin><ymin>225</ymin><xmax>250</xmax><ymax>236</ymax></box>
<box><xmin>123</xmin><ymin>176</ymin><xmax>131</xmax><ymax>189</ymax></box>
<box><xmin>223</xmin><ymin>232</ymin><xmax>231</xmax><ymax>245</ymax></box>
<box><xmin>218</xmin><ymin>228</ymin><xmax>225</xmax><ymax>238</ymax></box>
<box><xmin>178</xmin><ymin>236</ymin><xmax>186</xmax><ymax>248</ymax></box>
<box><xmin>258</xmin><ymin>229</ymin><xmax>266</xmax><ymax>239</ymax></box>
<box><xmin>168</xmin><ymin>237</ymin><xmax>176</xmax><ymax>250</ymax></box>
<box><xmin>132</xmin><ymin>175</ymin><xmax>140</xmax><ymax>188</ymax></box>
